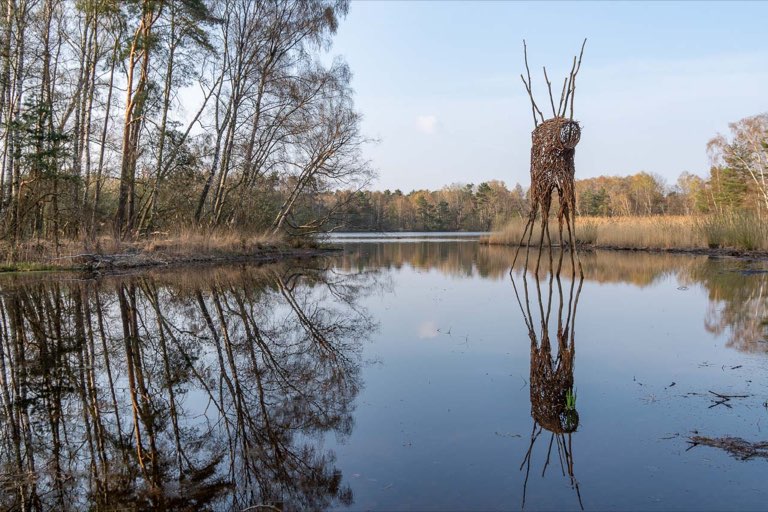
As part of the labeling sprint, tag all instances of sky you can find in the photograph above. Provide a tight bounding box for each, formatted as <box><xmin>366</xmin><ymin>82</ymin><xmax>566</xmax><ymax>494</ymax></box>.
<box><xmin>325</xmin><ymin>1</ymin><xmax>768</xmax><ymax>192</ymax></box>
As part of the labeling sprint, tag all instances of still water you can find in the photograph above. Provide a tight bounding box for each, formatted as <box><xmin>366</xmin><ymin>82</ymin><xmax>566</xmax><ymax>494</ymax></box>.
<box><xmin>0</xmin><ymin>237</ymin><xmax>766</xmax><ymax>510</ymax></box>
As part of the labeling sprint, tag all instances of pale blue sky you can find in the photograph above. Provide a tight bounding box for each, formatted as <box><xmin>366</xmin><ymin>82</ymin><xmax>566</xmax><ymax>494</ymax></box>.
<box><xmin>328</xmin><ymin>1</ymin><xmax>768</xmax><ymax>191</ymax></box>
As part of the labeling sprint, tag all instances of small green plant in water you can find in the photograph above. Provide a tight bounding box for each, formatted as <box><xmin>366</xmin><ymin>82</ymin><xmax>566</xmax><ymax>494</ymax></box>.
<box><xmin>565</xmin><ymin>388</ymin><xmax>577</xmax><ymax>411</ymax></box>
<box><xmin>562</xmin><ymin>388</ymin><xmax>579</xmax><ymax>432</ymax></box>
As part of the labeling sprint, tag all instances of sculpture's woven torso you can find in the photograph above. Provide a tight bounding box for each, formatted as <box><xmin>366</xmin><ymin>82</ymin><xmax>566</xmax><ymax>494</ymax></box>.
<box><xmin>529</xmin><ymin>117</ymin><xmax>579</xmax><ymax>227</ymax></box>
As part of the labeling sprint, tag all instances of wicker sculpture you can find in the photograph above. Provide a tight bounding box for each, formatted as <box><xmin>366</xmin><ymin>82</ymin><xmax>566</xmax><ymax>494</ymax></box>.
<box><xmin>512</xmin><ymin>40</ymin><xmax>586</xmax><ymax>277</ymax></box>
<box><xmin>513</xmin><ymin>270</ymin><xmax>584</xmax><ymax>509</ymax></box>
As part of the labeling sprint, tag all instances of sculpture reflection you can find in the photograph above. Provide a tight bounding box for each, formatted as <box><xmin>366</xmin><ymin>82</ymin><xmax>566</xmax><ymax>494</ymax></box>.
<box><xmin>512</xmin><ymin>267</ymin><xmax>584</xmax><ymax>510</ymax></box>
<box><xmin>0</xmin><ymin>262</ymin><xmax>378</xmax><ymax>510</ymax></box>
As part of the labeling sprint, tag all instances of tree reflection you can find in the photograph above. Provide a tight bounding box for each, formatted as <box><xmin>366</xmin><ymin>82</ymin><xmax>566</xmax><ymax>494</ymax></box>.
<box><xmin>686</xmin><ymin>262</ymin><xmax>768</xmax><ymax>353</ymax></box>
<box><xmin>512</xmin><ymin>269</ymin><xmax>584</xmax><ymax>510</ymax></box>
<box><xmin>337</xmin><ymin>240</ymin><xmax>700</xmax><ymax>285</ymax></box>
<box><xmin>0</xmin><ymin>262</ymin><xmax>378</xmax><ymax>510</ymax></box>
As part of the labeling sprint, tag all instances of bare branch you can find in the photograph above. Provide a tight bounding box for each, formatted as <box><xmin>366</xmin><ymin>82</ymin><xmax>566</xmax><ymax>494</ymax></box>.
<box><xmin>557</xmin><ymin>77</ymin><xmax>567</xmax><ymax>117</ymax></box>
<box><xmin>574</xmin><ymin>38</ymin><xmax>587</xmax><ymax>77</ymax></box>
<box><xmin>543</xmin><ymin>66</ymin><xmax>556</xmax><ymax>118</ymax></box>
<box><xmin>520</xmin><ymin>75</ymin><xmax>544</xmax><ymax>127</ymax></box>
<box><xmin>562</xmin><ymin>55</ymin><xmax>577</xmax><ymax>120</ymax></box>
<box><xmin>570</xmin><ymin>38</ymin><xmax>587</xmax><ymax>120</ymax></box>
<box><xmin>522</xmin><ymin>40</ymin><xmax>544</xmax><ymax>126</ymax></box>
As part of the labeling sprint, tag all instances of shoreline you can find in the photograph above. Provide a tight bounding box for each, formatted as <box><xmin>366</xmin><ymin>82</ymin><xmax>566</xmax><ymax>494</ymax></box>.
<box><xmin>0</xmin><ymin>245</ymin><xmax>343</xmax><ymax>276</ymax></box>
<box><xmin>481</xmin><ymin>238</ymin><xmax>768</xmax><ymax>261</ymax></box>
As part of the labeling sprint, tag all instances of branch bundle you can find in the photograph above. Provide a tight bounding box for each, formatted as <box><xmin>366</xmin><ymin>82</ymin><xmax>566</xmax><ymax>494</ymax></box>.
<box><xmin>520</xmin><ymin>39</ymin><xmax>587</xmax><ymax>125</ymax></box>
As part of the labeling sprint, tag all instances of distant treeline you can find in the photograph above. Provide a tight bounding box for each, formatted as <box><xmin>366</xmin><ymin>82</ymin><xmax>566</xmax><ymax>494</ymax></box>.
<box><xmin>306</xmin><ymin>113</ymin><xmax>768</xmax><ymax>232</ymax></box>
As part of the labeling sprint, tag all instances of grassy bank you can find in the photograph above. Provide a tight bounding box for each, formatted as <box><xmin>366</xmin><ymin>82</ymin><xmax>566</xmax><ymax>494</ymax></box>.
<box><xmin>0</xmin><ymin>230</ymin><xmax>329</xmax><ymax>273</ymax></box>
<box><xmin>485</xmin><ymin>213</ymin><xmax>768</xmax><ymax>253</ymax></box>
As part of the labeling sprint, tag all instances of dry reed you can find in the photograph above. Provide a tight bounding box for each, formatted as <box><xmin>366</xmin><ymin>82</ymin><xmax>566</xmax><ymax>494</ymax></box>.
<box><xmin>488</xmin><ymin>213</ymin><xmax>768</xmax><ymax>252</ymax></box>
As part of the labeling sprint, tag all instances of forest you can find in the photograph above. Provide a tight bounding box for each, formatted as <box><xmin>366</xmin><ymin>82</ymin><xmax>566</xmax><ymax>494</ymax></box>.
<box><xmin>0</xmin><ymin>0</ymin><xmax>370</xmax><ymax>257</ymax></box>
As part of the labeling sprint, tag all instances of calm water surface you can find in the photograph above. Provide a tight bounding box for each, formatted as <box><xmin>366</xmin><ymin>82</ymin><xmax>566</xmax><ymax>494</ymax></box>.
<box><xmin>1</xmin><ymin>236</ymin><xmax>767</xmax><ymax>510</ymax></box>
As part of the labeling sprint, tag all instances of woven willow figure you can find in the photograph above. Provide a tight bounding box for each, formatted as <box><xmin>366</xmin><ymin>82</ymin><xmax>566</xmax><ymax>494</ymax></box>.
<box><xmin>513</xmin><ymin>270</ymin><xmax>584</xmax><ymax>510</ymax></box>
<box><xmin>512</xmin><ymin>40</ymin><xmax>586</xmax><ymax>277</ymax></box>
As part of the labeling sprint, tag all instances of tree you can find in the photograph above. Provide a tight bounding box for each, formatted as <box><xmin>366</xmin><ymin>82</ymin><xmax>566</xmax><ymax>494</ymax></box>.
<box><xmin>708</xmin><ymin>114</ymin><xmax>768</xmax><ymax>213</ymax></box>
<box><xmin>115</xmin><ymin>0</ymin><xmax>165</xmax><ymax>238</ymax></box>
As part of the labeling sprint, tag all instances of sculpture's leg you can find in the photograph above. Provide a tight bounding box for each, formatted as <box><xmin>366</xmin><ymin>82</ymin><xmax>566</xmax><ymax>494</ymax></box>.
<box><xmin>564</xmin><ymin>208</ymin><xmax>576</xmax><ymax>276</ymax></box>
<box><xmin>545</xmin><ymin>216</ymin><xmax>554</xmax><ymax>275</ymax></box>
<box><xmin>556</xmin><ymin>214</ymin><xmax>565</xmax><ymax>277</ymax></box>
<box><xmin>566</xmin><ymin>191</ymin><xmax>584</xmax><ymax>278</ymax></box>
<box><xmin>556</xmin><ymin>190</ymin><xmax>566</xmax><ymax>277</ymax></box>
<box><xmin>534</xmin><ymin>201</ymin><xmax>549</xmax><ymax>276</ymax></box>
<box><xmin>564</xmin><ymin>207</ymin><xmax>583</xmax><ymax>278</ymax></box>
<box><xmin>511</xmin><ymin>209</ymin><xmax>536</xmax><ymax>276</ymax></box>
<box><xmin>523</xmin><ymin>210</ymin><xmax>537</xmax><ymax>277</ymax></box>
<box><xmin>572</xmin><ymin>212</ymin><xmax>584</xmax><ymax>278</ymax></box>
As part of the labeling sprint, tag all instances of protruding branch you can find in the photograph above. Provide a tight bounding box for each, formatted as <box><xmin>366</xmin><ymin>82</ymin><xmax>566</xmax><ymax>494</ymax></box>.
<box><xmin>543</xmin><ymin>66</ymin><xmax>556</xmax><ymax>118</ymax></box>
<box><xmin>569</xmin><ymin>38</ymin><xmax>587</xmax><ymax>120</ymax></box>
<box><xmin>557</xmin><ymin>77</ymin><xmax>568</xmax><ymax>117</ymax></box>
<box><xmin>561</xmin><ymin>38</ymin><xmax>587</xmax><ymax>120</ymax></box>
<box><xmin>562</xmin><ymin>56</ymin><xmax>577</xmax><ymax>120</ymax></box>
<box><xmin>520</xmin><ymin>75</ymin><xmax>544</xmax><ymax>127</ymax></box>
<box><xmin>522</xmin><ymin>40</ymin><xmax>545</xmax><ymax>126</ymax></box>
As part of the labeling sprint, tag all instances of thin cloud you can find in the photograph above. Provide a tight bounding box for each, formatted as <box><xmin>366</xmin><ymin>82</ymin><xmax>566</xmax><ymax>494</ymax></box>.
<box><xmin>416</xmin><ymin>115</ymin><xmax>437</xmax><ymax>134</ymax></box>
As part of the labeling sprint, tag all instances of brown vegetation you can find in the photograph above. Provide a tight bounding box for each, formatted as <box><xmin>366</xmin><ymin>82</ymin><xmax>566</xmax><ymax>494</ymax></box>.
<box><xmin>487</xmin><ymin>213</ymin><xmax>768</xmax><ymax>252</ymax></box>
<box><xmin>0</xmin><ymin>230</ymin><xmax>332</xmax><ymax>273</ymax></box>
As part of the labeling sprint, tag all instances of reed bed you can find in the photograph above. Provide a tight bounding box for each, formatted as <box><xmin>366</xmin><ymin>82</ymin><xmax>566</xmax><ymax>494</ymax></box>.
<box><xmin>486</xmin><ymin>213</ymin><xmax>768</xmax><ymax>252</ymax></box>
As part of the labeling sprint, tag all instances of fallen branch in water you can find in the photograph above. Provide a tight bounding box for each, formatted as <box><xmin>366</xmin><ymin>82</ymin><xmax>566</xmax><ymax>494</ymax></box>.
<box><xmin>709</xmin><ymin>391</ymin><xmax>750</xmax><ymax>399</ymax></box>
<box><xmin>687</xmin><ymin>435</ymin><xmax>768</xmax><ymax>460</ymax></box>
<box><xmin>707</xmin><ymin>390</ymin><xmax>750</xmax><ymax>409</ymax></box>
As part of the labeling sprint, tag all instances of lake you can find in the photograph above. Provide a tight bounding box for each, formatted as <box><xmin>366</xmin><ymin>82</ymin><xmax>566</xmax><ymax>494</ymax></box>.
<box><xmin>0</xmin><ymin>235</ymin><xmax>766</xmax><ymax>511</ymax></box>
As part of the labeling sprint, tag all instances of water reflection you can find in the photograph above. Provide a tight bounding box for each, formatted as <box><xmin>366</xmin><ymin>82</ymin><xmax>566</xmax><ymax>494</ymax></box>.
<box><xmin>512</xmin><ymin>269</ymin><xmax>585</xmax><ymax>509</ymax></box>
<box><xmin>0</xmin><ymin>263</ymin><xmax>378</xmax><ymax>510</ymax></box>
<box><xmin>688</xmin><ymin>261</ymin><xmax>768</xmax><ymax>353</ymax></box>
<box><xmin>338</xmin><ymin>241</ymin><xmax>768</xmax><ymax>353</ymax></box>
<box><xmin>337</xmin><ymin>241</ymin><xmax>700</xmax><ymax>284</ymax></box>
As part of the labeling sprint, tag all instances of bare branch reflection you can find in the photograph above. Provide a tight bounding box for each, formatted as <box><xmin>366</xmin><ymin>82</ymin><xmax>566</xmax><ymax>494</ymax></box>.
<box><xmin>0</xmin><ymin>263</ymin><xmax>379</xmax><ymax>511</ymax></box>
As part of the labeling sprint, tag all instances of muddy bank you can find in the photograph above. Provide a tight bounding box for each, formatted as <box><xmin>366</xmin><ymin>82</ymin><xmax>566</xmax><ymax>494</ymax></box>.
<box><xmin>2</xmin><ymin>245</ymin><xmax>341</xmax><ymax>275</ymax></box>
